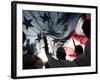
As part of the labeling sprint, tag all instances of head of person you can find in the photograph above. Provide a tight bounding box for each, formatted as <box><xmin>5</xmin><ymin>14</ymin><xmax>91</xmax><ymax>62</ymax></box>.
<box><xmin>23</xmin><ymin>54</ymin><xmax>44</xmax><ymax>69</ymax></box>
<box><xmin>75</xmin><ymin>45</ymin><xmax>83</xmax><ymax>56</ymax></box>
<box><xmin>56</xmin><ymin>47</ymin><xmax>66</xmax><ymax>60</ymax></box>
<box><xmin>82</xmin><ymin>20</ymin><xmax>91</xmax><ymax>38</ymax></box>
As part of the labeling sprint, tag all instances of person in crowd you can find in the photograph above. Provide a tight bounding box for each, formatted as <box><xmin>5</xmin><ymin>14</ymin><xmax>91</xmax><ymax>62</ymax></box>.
<box><xmin>74</xmin><ymin>45</ymin><xmax>83</xmax><ymax>56</ymax></box>
<box><xmin>23</xmin><ymin>54</ymin><xmax>44</xmax><ymax>69</ymax></box>
<box><xmin>45</xmin><ymin>47</ymin><xmax>76</xmax><ymax>68</ymax></box>
<box><xmin>74</xmin><ymin>20</ymin><xmax>91</xmax><ymax>66</ymax></box>
<box><xmin>56</xmin><ymin>47</ymin><xmax>77</xmax><ymax>67</ymax></box>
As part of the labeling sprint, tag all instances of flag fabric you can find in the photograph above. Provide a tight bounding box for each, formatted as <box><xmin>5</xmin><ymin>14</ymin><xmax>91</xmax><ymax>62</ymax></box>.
<box><xmin>23</xmin><ymin>10</ymin><xmax>83</xmax><ymax>61</ymax></box>
<box><xmin>63</xmin><ymin>17</ymin><xmax>88</xmax><ymax>61</ymax></box>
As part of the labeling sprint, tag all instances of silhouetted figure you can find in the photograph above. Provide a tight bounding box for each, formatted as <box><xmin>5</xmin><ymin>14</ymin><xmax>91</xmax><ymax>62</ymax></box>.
<box><xmin>75</xmin><ymin>45</ymin><xmax>83</xmax><ymax>56</ymax></box>
<box><xmin>72</xmin><ymin>37</ymin><xmax>83</xmax><ymax>56</ymax></box>
<box><xmin>82</xmin><ymin>20</ymin><xmax>91</xmax><ymax>65</ymax></box>
<box><xmin>23</xmin><ymin>32</ymin><xmax>26</xmax><ymax>44</ymax></box>
<box><xmin>23</xmin><ymin>39</ymin><xmax>37</xmax><ymax>55</ymax></box>
<box><xmin>23</xmin><ymin>39</ymin><xmax>30</xmax><ymax>54</ymax></box>
<box><xmin>43</xmin><ymin>36</ymin><xmax>49</xmax><ymax>54</ymax></box>
<box><xmin>23</xmin><ymin>54</ymin><xmax>44</xmax><ymax>69</ymax></box>
<box><xmin>56</xmin><ymin>47</ymin><xmax>66</xmax><ymax>60</ymax></box>
<box><xmin>74</xmin><ymin>20</ymin><xmax>91</xmax><ymax>66</ymax></box>
<box><xmin>56</xmin><ymin>47</ymin><xmax>76</xmax><ymax>67</ymax></box>
<box><xmin>45</xmin><ymin>47</ymin><xmax>76</xmax><ymax>68</ymax></box>
<box><xmin>82</xmin><ymin>20</ymin><xmax>90</xmax><ymax>38</ymax></box>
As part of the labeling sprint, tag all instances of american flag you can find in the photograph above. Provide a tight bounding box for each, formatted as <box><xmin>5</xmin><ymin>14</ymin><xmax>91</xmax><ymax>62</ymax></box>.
<box><xmin>22</xmin><ymin>10</ymin><xmax>89</xmax><ymax>62</ymax></box>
